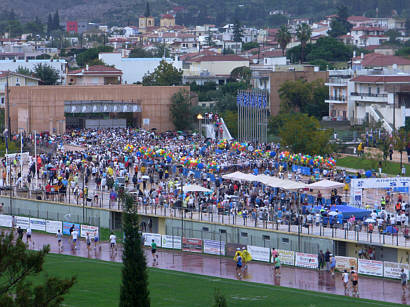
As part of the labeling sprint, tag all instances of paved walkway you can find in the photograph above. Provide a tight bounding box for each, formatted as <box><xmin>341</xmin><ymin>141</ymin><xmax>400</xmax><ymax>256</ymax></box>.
<box><xmin>19</xmin><ymin>232</ymin><xmax>410</xmax><ymax>305</ymax></box>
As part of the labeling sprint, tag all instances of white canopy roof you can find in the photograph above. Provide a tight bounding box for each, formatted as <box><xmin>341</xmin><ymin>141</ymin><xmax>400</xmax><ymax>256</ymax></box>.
<box><xmin>307</xmin><ymin>179</ymin><xmax>344</xmax><ymax>190</ymax></box>
<box><xmin>222</xmin><ymin>172</ymin><xmax>306</xmax><ymax>190</ymax></box>
<box><xmin>183</xmin><ymin>184</ymin><xmax>212</xmax><ymax>193</ymax></box>
<box><xmin>222</xmin><ymin>171</ymin><xmax>258</xmax><ymax>182</ymax></box>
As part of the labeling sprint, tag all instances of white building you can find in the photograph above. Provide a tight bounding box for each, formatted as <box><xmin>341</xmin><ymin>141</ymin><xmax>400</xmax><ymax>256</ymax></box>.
<box><xmin>0</xmin><ymin>59</ymin><xmax>67</xmax><ymax>84</ymax></box>
<box><xmin>98</xmin><ymin>52</ymin><xmax>182</xmax><ymax>84</ymax></box>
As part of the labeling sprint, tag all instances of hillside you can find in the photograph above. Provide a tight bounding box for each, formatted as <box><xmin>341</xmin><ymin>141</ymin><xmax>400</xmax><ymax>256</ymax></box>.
<box><xmin>0</xmin><ymin>0</ymin><xmax>408</xmax><ymax>26</ymax></box>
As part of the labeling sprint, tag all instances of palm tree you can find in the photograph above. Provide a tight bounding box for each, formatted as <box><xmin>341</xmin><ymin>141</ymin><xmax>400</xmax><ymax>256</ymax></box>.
<box><xmin>276</xmin><ymin>25</ymin><xmax>291</xmax><ymax>56</ymax></box>
<box><xmin>296</xmin><ymin>23</ymin><xmax>312</xmax><ymax>63</ymax></box>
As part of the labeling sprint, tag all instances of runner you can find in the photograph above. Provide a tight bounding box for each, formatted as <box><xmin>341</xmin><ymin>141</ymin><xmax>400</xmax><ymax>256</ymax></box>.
<box><xmin>351</xmin><ymin>269</ymin><xmax>359</xmax><ymax>297</ymax></box>
<box><xmin>109</xmin><ymin>232</ymin><xmax>117</xmax><ymax>252</ymax></box>
<box><xmin>56</xmin><ymin>229</ymin><xmax>63</xmax><ymax>251</ymax></box>
<box><xmin>94</xmin><ymin>232</ymin><xmax>100</xmax><ymax>250</ymax></box>
<box><xmin>274</xmin><ymin>254</ymin><xmax>281</xmax><ymax>276</ymax></box>
<box><xmin>26</xmin><ymin>226</ymin><xmax>32</xmax><ymax>247</ymax></box>
<box><xmin>151</xmin><ymin>239</ymin><xmax>158</xmax><ymax>265</ymax></box>
<box><xmin>69</xmin><ymin>224</ymin><xmax>75</xmax><ymax>242</ymax></box>
<box><xmin>17</xmin><ymin>226</ymin><xmax>24</xmax><ymax>241</ymax></box>
<box><xmin>329</xmin><ymin>254</ymin><xmax>336</xmax><ymax>276</ymax></box>
<box><xmin>241</xmin><ymin>247</ymin><xmax>252</xmax><ymax>270</ymax></box>
<box><xmin>400</xmin><ymin>269</ymin><xmax>408</xmax><ymax>294</ymax></box>
<box><xmin>86</xmin><ymin>232</ymin><xmax>91</xmax><ymax>252</ymax></box>
<box><xmin>72</xmin><ymin>228</ymin><xmax>79</xmax><ymax>250</ymax></box>
<box><xmin>342</xmin><ymin>269</ymin><xmax>349</xmax><ymax>294</ymax></box>
<box><xmin>235</xmin><ymin>250</ymin><xmax>243</xmax><ymax>279</ymax></box>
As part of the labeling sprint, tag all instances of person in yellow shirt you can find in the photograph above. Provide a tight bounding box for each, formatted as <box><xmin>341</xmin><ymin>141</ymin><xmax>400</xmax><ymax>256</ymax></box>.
<box><xmin>241</xmin><ymin>247</ymin><xmax>252</xmax><ymax>270</ymax></box>
<box><xmin>234</xmin><ymin>248</ymin><xmax>242</xmax><ymax>262</ymax></box>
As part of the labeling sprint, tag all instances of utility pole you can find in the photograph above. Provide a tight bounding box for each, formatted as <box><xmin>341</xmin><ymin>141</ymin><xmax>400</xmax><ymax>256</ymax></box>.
<box><xmin>5</xmin><ymin>72</ymin><xmax>11</xmax><ymax>140</ymax></box>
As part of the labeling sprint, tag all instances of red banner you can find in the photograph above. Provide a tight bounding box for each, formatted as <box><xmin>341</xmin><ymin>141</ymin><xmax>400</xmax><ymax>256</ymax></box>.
<box><xmin>182</xmin><ymin>237</ymin><xmax>202</xmax><ymax>253</ymax></box>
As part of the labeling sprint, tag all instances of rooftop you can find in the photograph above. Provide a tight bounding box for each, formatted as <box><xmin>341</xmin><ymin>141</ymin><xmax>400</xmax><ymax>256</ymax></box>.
<box><xmin>68</xmin><ymin>65</ymin><xmax>122</xmax><ymax>76</ymax></box>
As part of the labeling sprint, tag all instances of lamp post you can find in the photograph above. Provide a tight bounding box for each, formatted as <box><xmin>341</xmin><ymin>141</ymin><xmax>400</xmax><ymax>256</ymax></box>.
<box><xmin>197</xmin><ymin>114</ymin><xmax>203</xmax><ymax>138</ymax></box>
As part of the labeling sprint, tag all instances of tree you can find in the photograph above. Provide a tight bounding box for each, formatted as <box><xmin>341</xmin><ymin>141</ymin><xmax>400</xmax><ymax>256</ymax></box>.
<box><xmin>222</xmin><ymin>48</ymin><xmax>235</xmax><ymax>55</ymax></box>
<box><xmin>328</xmin><ymin>5</ymin><xmax>353</xmax><ymax>37</ymax></box>
<box><xmin>232</xmin><ymin>18</ymin><xmax>243</xmax><ymax>43</ymax></box>
<box><xmin>119</xmin><ymin>193</ymin><xmax>150</xmax><ymax>307</ymax></box>
<box><xmin>76</xmin><ymin>46</ymin><xmax>114</xmax><ymax>67</ymax></box>
<box><xmin>144</xmin><ymin>1</ymin><xmax>151</xmax><ymax>17</ymax></box>
<box><xmin>396</xmin><ymin>47</ymin><xmax>410</xmax><ymax>57</ymax></box>
<box><xmin>267</xmin><ymin>14</ymin><xmax>288</xmax><ymax>27</ymax></box>
<box><xmin>170</xmin><ymin>90</ymin><xmax>193</xmax><ymax>131</ymax></box>
<box><xmin>394</xmin><ymin>128</ymin><xmax>409</xmax><ymax>171</ymax></box>
<box><xmin>15</xmin><ymin>66</ymin><xmax>32</xmax><ymax>76</ymax></box>
<box><xmin>230</xmin><ymin>66</ymin><xmax>251</xmax><ymax>83</ymax></box>
<box><xmin>222</xmin><ymin>110</ymin><xmax>238</xmax><ymax>138</ymax></box>
<box><xmin>33</xmin><ymin>63</ymin><xmax>60</xmax><ymax>85</ymax></box>
<box><xmin>385</xmin><ymin>30</ymin><xmax>401</xmax><ymax>45</ymax></box>
<box><xmin>142</xmin><ymin>60</ymin><xmax>182</xmax><ymax>86</ymax></box>
<box><xmin>47</xmin><ymin>13</ymin><xmax>53</xmax><ymax>34</ymax></box>
<box><xmin>213</xmin><ymin>289</ymin><xmax>228</xmax><ymax>307</ymax></box>
<box><xmin>153</xmin><ymin>44</ymin><xmax>170</xmax><ymax>58</ymax></box>
<box><xmin>129</xmin><ymin>48</ymin><xmax>154</xmax><ymax>58</ymax></box>
<box><xmin>279</xmin><ymin>113</ymin><xmax>332</xmax><ymax>155</ymax></box>
<box><xmin>276</xmin><ymin>25</ymin><xmax>291</xmax><ymax>56</ymax></box>
<box><xmin>53</xmin><ymin>10</ymin><xmax>60</xmax><ymax>32</ymax></box>
<box><xmin>0</xmin><ymin>231</ymin><xmax>75</xmax><ymax>306</ymax></box>
<box><xmin>206</xmin><ymin>30</ymin><xmax>216</xmax><ymax>47</ymax></box>
<box><xmin>296</xmin><ymin>23</ymin><xmax>312</xmax><ymax>63</ymax></box>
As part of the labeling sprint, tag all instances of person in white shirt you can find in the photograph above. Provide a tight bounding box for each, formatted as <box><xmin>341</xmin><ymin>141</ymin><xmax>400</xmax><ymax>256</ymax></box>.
<box><xmin>342</xmin><ymin>269</ymin><xmax>349</xmax><ymax>294</ymax></box>
<box><xmin>72</xmin><ymin>230</ymin><xmax>78</xmax><ymax>250</ymax></box>
<box><xmin>26</xmin><ymin>227</ymin><xmax>32</xmax><ymax>247</ymax></box>
<box><xmin>109</xmin><ymin>232</ymin><xmax>117</xmax><ymax>252</ymax></box>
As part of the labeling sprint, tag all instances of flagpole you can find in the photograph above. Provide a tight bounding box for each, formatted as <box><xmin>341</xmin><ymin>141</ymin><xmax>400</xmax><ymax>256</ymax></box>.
<box><xmin>34</xmin><ymin>130</ymin><xmax>38</xmax><ymax>189</ymax></box>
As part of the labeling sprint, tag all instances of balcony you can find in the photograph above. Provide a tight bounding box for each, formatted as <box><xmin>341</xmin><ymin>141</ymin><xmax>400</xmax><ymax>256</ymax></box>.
<box><xmin>350</xmin><ymin>92</ymin><xmax>388</xmax><ymax>103</ymax></box>
<box><xmin>325</xmin><ymin>78</ymin><xmax>348</xmax><ymax>87</ymax></box>
<box><xmin>325</xmin><ymin>96</ymin><xmax>347</xmax><ymax>104</ymax></box>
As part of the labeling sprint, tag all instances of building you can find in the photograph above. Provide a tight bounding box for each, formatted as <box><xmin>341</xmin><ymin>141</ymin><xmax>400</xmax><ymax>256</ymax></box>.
<box><xmin>325</xmin><ymin>69</ymin><xmax>352</xmax><ymax>120</ymax></box>
<box><xmin>98</xmin><ymin>53</ymin><xmax>182</xmax><ymax>84</ymax></box>
<box><xmin>7</xmin><ymin>85</ymin><xmax>188</xmax><ymax>134</ymax></box>
<box><xmin>0</xmin><ymin>71</ymin><xmax>39</xmax><ymax>107</ymax></box>
<box><xmin>0</xmin><ymin>59</ymin><xmax>67</xmax><ymax>84</ymax></box>
<box><xmin>67</xmin><ymin>65</ymin><xmax>122</xmax><ymax>85</ymax></box>
<box><xmin>139</xmin><ymin>16</ymin><xmax>155</xmax><ymax>30</ymax></box>
<box><xmin>252</xmin><ymin>65</ymin><xmax>327</xmax><ymax>116</ymax></box>
<box><xmin>352</xmin><ymin>53</ymin><xmax>410</xmax><ymax>73</ymax></box>
<box><xmin>160</xmin><ymin>14</ymin><xmax>176</xmax><ymax>27</ymax></box>
<box><xmin>182</xmin><ymin>54</ymin><xmax>249</xmax><ymax>85</ymax></box>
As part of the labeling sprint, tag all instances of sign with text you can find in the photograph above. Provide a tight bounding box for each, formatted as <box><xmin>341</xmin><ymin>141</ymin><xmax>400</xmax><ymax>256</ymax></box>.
<box><xmin>46</xmin><ymin>220</ymin><xmax>62</xmax><ymax>234</ymax></box>
<box><xmin>15</xmin><ymin>216</ymin><xmax>30</xmax><ymax>229</ymax></box>
<box><xmin>0</xmin><ymin>214</ymin><xmax>12</xmax><ymax>227</ymax></box>
<box><xmin>63</xmin><ymin>222</ymin><xmax>80</xmax><ymax>236</ymax></box>
<box><xmin>277</xmin><ymin>249</ymin><xmax>295</xmax><ymax>266</ymax></box>
<box><xmin>161</xmin><ymin>235</ymin><xmax>182</xmax><ymax>249</ymax></box>
<box><xmin>203</xmin><ymin>239</ymin><xmax>225</xmax><ymax>256</ymax></box>
<box><xmin>143</xmin><ymin>233</ymin><xmax>162</xmax><ymax>247</ymax></box>
<box><xmin>295</xmin><ymin>252</ymin><xmax>318</xmax><ymax>269</ymax></box>
<box><xmin>80</xmin><ymin>225</ymin><xmax>99</xmax><ymax>238</ymax></box>
<box><xmin>383</xmin><ymin>262</ymin><xmax>409</xmax><ymax>280</ymax></box>
<box><xmin>29</xmin><ymin>218</ymin><xmax>46</xmax><ymax>231</ymax></box>
<box><xmin>247</xmin><ymin>245</ymin><xmax>270</xmax><ymax>262</ymax></box>
<box><xmin>358</xmin><ymin>259</ymin><xmax>383</xmax><ymax>277</ymax></box>
<box><xmin>335</xmin><ymin>256</ymin><xmax>357</xmax><ymax>272</ymax></box>
<box><xmin>182</xmin><ymin>237</ymin><xmax>202</xmax><ymax>253</ymax></box>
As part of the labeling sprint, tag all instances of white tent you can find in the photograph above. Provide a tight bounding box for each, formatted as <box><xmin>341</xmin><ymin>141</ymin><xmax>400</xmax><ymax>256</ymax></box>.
<box><xmin>183</xmin><ymin>184</ymin><xmax>212</xmax><ymax>193</ymax></box>
<box><xmin>308</xmin><ymin>179</ymin><xmax>344</xmax><ymax>190</ymax></box>
<box><xmin>222</xmin><ymin>171</ymin><xmax>247</xmax><ymax>181</ymax></box>
<box><xmin>255</xmin><ymin>175</ymin><xmax>306</xmax><ymax>190</ymax></box>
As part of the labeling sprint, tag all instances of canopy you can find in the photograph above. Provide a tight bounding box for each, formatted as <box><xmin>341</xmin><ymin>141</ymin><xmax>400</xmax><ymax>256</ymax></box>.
<box><xmin>222</xmin><ymin>171</ymin><xmax>258</xmax><ymax>182</ymax></box>
<box><xmin>183</xmin><ymin>184</ymin><xmax>212</xmax><ymax>193</ymax></box>
<box><xmin>307</xmin><ymin>179</ymin><xmax>344</xmax><ymax>190</ymax></box>
<box><xmin>255</xmin><ymin>175</ymin><xmax>306</xmax><ymax>190</ymax></box>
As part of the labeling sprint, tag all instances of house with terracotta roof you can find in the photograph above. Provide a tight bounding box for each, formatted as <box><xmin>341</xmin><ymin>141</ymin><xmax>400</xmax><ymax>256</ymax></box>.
<box><xmin>350</xmin><ymin>26</ymin><xmax>388</xmax><ymax>47</ymax></box>
<box><xmin>160</xmin><ymin>14</ymin><xmax>175</xmax><ymax>27</ymax></box>
<box><xmin>352</xmin><ymin>53</ymin><xmax>410</xmax><ymax>72</ymax></box>
<box><xmin>67</xmin><ymin>65</ymin><xmax>122</xmax><ymax>86</ymax></box>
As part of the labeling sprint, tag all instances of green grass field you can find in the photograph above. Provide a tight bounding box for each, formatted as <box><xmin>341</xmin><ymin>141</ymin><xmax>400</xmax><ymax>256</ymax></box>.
<box><xmin>41</xmin><ymin>254</ymin><xmax>400</xmax><ymax>307</ymax></box>
<box><xmin>337</xmin><ymin>156</ymin><xmax>410</xmax><ymax>176</ymax></box>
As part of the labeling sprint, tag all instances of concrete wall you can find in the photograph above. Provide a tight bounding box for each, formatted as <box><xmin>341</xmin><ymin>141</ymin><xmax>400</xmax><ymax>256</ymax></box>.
<box><xmin>0</xmin><ymin>196</ymin><xmax>111</xmax><ymax>228</ymax></box>
<box><xmin>269</xmin><ymin>69</ymin><xmax>328</xmax><ymax>116</ymax></box>
<box><xmin>8</xmin><ymin>85</ymin><xmax>189</xmax><ymax>133</ymax></box>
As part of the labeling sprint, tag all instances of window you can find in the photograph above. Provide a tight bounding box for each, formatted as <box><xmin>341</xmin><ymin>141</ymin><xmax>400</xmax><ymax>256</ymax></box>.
<box><xmin>241</xmin><ymin>232</ymin><xmax>248</xmax><ymax>237</ymax></box>
<box><xmin>262</xmin><ymin>235</ymin><xmax>270</xmax><ymax>240</ymax></box>
<box><xmin>368</xmin><ymin>87</ymin><xmax>371</xmax><ymax>95</ymax></box>
<box><xmin>202</xmin><ymin>227</ymin><xmax>209</xmax><ymax>232</ymax></box>
<box><xmin>0</xmin><ymin>97</ymin><xmax>4</xmax><ymax>105</ymax></box>
<box><xmin>219</xmin><ymin>229</ymin><xmax>226</xmax><ymax>234</ymax></box>
<box><xmin>281</xmin><ymin>237</ymin><xmax>289</xmax><ymax>244</ymax></box>
<box><xmin>377</xmin><ymin>87</ymin><xmax>380</xmax><ymax>94</ymax></box>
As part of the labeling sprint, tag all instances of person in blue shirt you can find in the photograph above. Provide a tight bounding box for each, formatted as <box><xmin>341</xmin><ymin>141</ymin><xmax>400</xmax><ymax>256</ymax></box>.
<box><xmin>236</xmin><ymin>252</ymin><xmax>243</xmax><ymax>279</ymax></box>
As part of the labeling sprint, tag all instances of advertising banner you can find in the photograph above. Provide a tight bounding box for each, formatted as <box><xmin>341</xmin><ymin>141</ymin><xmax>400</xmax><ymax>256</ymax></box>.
<box><xmin>80</xmin><ymin>225</ymin><xmax>99</xmax><ymax>238</ymax></box>
<box><xmin>295</xmin><ymin>252</ymin><xmax>318</xmax><ymax>269</ymax></box>
<box><xmin>46</xmin><ymin>220</ymin><xmax>62</xmax><ymax>234</ymax></box>
<box><xmin>277</xmin><ymin>249</ymin><xmax>295</xmax><ymax>266</ymax></box>
<box><xmin>15</xmin><ymin>216</ymin><xmax>30</xmax><ymax>229</ymax></box>
<box><xmin>161</xmin><ymin>235</ymin><xmax>182</xmax><ymax>249</ymax></box>
<box><xmin>383</xmin><ymin>262</ymin><xmax>410</xmax><ymax>280</ymax></box>
<box><xmin>63</xmin><ymin>222</ymin><xmax>80</xmax><ymax>236</ymax></box>
<box><xmin>247</xmin><ymin>245</ymin><xmax>270</xmax><ymax>262</ymax></box>
<box><xmin>0</xmin><ymin>215</ymin><xmax>12</xmax><ymax>227</ymax></box>
<box><xmin>203</xmin><ymin>239</ymin><xmax>225</xmax><ymax>256</ymax></box>
<box><xmin>335</xmin><ymin>256</ymin><xmax>358</xmax><ymax>272</ymax></box>
<box><xmin>143</xmin><ymin>233</ymin><xmax>162</xmax><ymax>247</ymax></box>
<box><xmin>182</xmin><ymin>237</ymin><xmax>202</xmax><ymax>253</ymax></box>
<box><xmin>29</xmin><ymin>218</ymin><xmax>46</xmax><ymax>231</ymax></box>
<box><xmin>358</xmin><ymin>259</ymin><xmax>383</xmax><ymax>277</ymax></box>
<box><xmin>225</xmin><ymin>243</ymin><xmax>246</xmax><ymax>257</ymax></box>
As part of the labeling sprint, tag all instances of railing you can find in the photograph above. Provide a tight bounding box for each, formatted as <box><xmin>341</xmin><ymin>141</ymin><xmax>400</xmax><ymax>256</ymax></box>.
<box><xmin>327</xmin><ymin>96</ymin><xmax>346</xmax><ymax>102</ymax></box>
<box><xmin>351</xmin><ymin>92</ymin><xmax>388</xmax><ymax>98</ymax></box>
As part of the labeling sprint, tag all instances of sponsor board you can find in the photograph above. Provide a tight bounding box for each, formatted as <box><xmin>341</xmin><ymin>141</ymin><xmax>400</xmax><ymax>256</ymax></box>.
<box><xmin>247</xmin><ymin>245</ymin><xmax>270</xmax><ymax>262</ymax></box>
<box><xmin>15</xmin><ymin>216</ymin><xmax>30</xmax><ymax>229</ymax></box>
<box><xmin>29</xmin><ymin>218</ymin><xmax>46</xmax><ymax>231</ymax></box>
<box><xmin>358</xmin><ymin>259</ymin><xmax>383</xmax><ymax>277</ymax></box>
<box><xmin>63</xmin><ymin>222</ymin><xmax>80</xmax><ymax>236</ymax></box>
<box><xmin>383</xmin><ymin>261</ymin><xmax>409</xmax><ymax>280</ymax></box>
<box><xmin>295</xmin><ymin>252</ymin><xmax>318</xmax><ymax>269</ymax></box>
<box><xmin>80</xmin><ymin>225</ymin><xmax>99</xmax><ymax>238</ymax></box>
<box><xmin>143</xmin><ymin>233</ymin><xmax>162</xmax><ymax>247</ymax></box>
<box><xmin>161</xmin><ymin>235</ymin><xmax>182</xmax><ymax>249</ymax></box>
<box><xmin>182</xmin><ymin>237</ymin><xmax>202</xmax><ymax>253</ymax></box>
<box><xmin>225</xmin><ymin>243</ymin><xmax>247</xmax><ymax>257</ymax></box>
<box><xmin>277</xmin><ymin>249</ymin><xmax>295</xmax><ymax>266</ymax></box>
<box><xmin>0</xmin><ymin>214</ymin><xmax>12</xmax><ymax>227</ymax></box>
<box><xmin>203</xmin><ymin>239</ymin><xmax>225</xmax><ymax>256</ymax></box>
<box><xmin>46</xmin><ymin>220</ymin><xmax>62</xmax><ymax>234</ymax></box>
<box><xmin>335</xmin><ymin>256</ymin><xmax>358</xmax><ymax>272</ymax></box>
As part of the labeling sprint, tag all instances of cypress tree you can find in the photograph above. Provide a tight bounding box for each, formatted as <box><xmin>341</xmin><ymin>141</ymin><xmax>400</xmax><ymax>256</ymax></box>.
<box><xmin>119</xmin><ymin>193</ymin><xmax>150</xmax><ymax>307</ymax></box>
<box><xmin>47</xmin><ymin>13</ymin><xmax>53</xmax><ymax>33</ymax></box>
<box><xmin>53</xmin><ymin>10</ymin><xmax>60</xmax><ymax>31</ymax></box>
<box><xmin>144</xmin><ymin>2</ymin><xmax>151</xmax><ymax>17</ymax></box>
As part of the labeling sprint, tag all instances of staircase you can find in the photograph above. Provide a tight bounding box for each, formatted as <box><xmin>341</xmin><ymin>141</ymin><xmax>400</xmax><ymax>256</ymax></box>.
<box><xmin>369</xmin><ymin>104</ymin><xmax>393</xmax><ymax>134</ymax></box>
<box><xmin>202</xmin><ymin>117</ymin><xmax>233</xmax><ymax>140</ymax></box>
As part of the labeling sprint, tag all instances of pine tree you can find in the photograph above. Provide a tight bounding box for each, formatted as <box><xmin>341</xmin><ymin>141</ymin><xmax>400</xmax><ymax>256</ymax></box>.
<box><xmin>53</xmin><ymin>10</ymin><xmax>60</xmax><ymax>31</ymax></box>
<box><xmin>119</xmin><ymin>193</ymin><xmax>150</xmax><ymax>307</ymax></box>
<box><xmin>47</xmin><ymin>13</ymin><xmax>53</xmax><ymax>33</ymax></box>
<box><xmin>232</xmin><ymin>18</ymin><xmax>243</xmax><ymax>43</ymax></box>
<box><xmin>144</xmin><ymin>2</ymin><xmax>151</xmax><ymax>17</ymax></box>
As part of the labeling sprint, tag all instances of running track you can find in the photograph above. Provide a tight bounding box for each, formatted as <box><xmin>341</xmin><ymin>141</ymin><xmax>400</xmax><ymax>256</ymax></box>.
<box><xmin>21</xmin><ymin>232</ymin><xmax>409</xmax><ymax>306</ymax></box>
